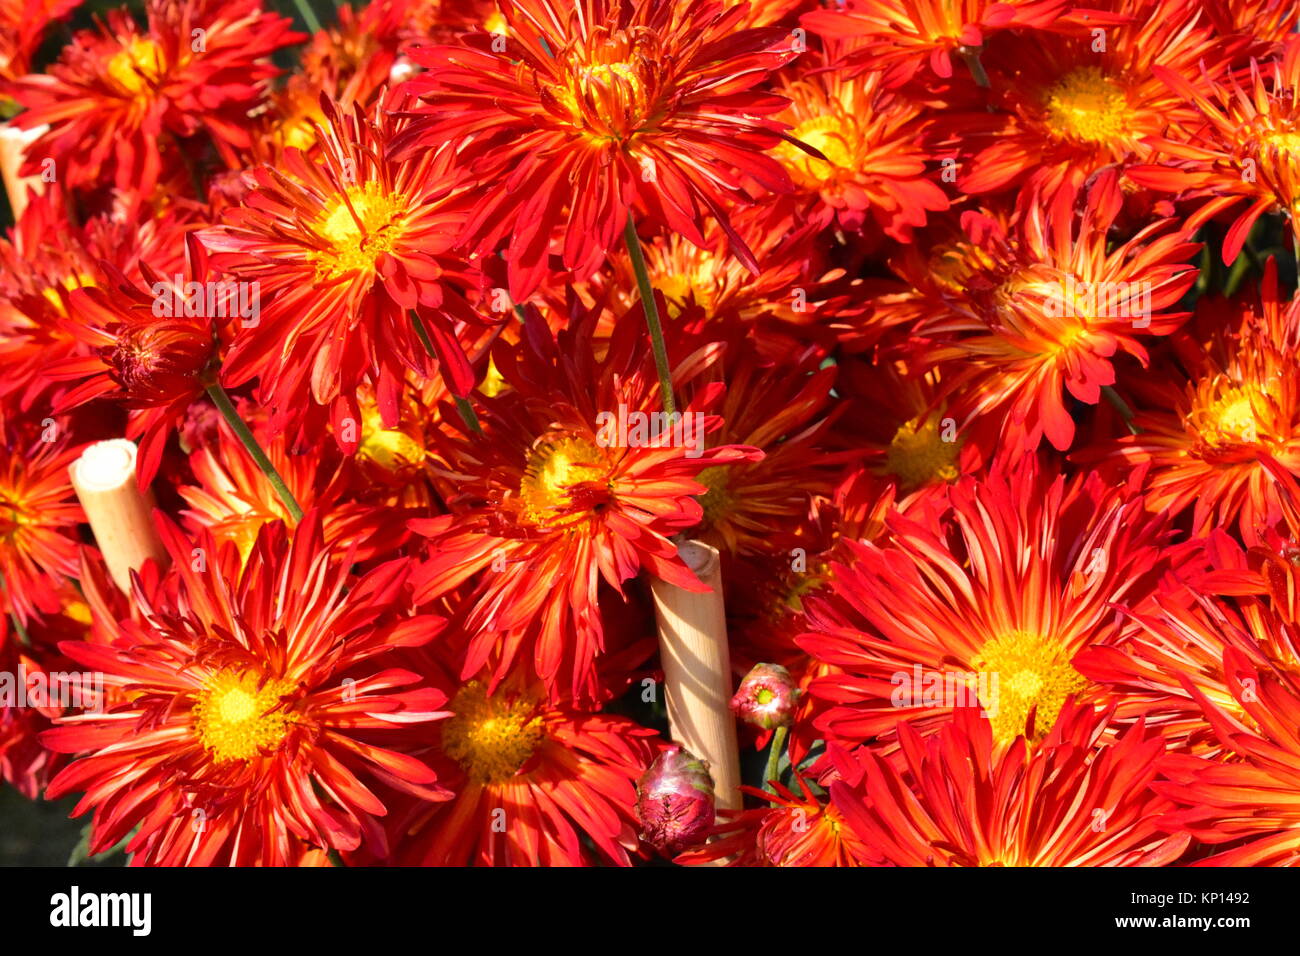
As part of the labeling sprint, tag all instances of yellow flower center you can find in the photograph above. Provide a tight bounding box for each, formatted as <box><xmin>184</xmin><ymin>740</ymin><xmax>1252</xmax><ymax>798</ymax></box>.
<box><xmin>442</xmin><ymin>681</ymin><xmax>545</xmax><ymax>784</ymax></box>
<box><xmin>972</xmin><ymin>631</ymin><xmax>1088</xmax><ymax>745</ymax></box>
<box><xmin>192</xmin><ymin>670</ymin><xmax>296</xmax><ymax>763</ymax></box>
<box><xmin>1260</xmin><ymin>127</ymin><xmax>1300</xmax><ymax>158</ymax></box>
<box><xmin>777</xmin><ymin>115</ymin><xmax>854</xmax><ymax>187</ymax></box>
<box><xmin>106</xmin><ymin>37</ymin><xmax>165</xmax><ymax>96</ymax></box>
<box><xmin>557</xmin><ymin>46</ymin><xmax>652</xmax><ymax>138</ymax></box>
<box><xmin>656</xmin><ymin>260</ymin><xmax>721</xmax><ymax>316</ymax></box>
<box><xmin>357</xmin><ymin>406</ymin><xmax>424</xmax><ymax>473</ymax></box>
<box><xmin>312</xmin><ymin>182</ymin><xmax>407</xmax><ymax>280</ymax></box>
<box><xmin>517</xmin><ymin>434</ymin><xmax>611</xmax><ymax>529</ymax></box>
<box><xmin>1044</xmin><ymin>67</ymin><xmax>1129</xmax><ymax>143</ymax></box>
<box><xmin>695</xmin><ymin>465</ymin><xmax>737</xmax><ymax>525</ymax></box>
<box><xmin>885</xmin><ymin>413</ymin><xmax>960</xmax><ymax>490</ymax></box>
<box><xmin>1192</xmin><ymin>382</ymin><xmax>1272</xmax><ymax>452</ymax></box>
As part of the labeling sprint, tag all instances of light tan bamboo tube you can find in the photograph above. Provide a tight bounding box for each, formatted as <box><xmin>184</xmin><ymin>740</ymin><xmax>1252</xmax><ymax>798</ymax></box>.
<box><xmin>69</xmin><ymin>440</ymin><xmax>169</xmax><ymax>595</ymax></box>
<box><xmin>0</xmin><ymin>124</ymin><xmax>45</xmax><ymax>221</ymax></box>
<box><xmin>650</xmin><ymin>539</ymin><xmax>742</xmax><ymax>812</ymax></box>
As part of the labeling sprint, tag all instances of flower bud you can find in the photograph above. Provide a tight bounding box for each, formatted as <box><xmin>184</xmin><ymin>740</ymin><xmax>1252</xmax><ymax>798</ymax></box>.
<box><xmin>729</xmin><ymin>663</ymin><xmax>800</xmax><ymax>729</ymax></box>
<box><xmin>635</xmin><ymin>745</ymin><xmax>715</xmax><ymax>857</ymax></box>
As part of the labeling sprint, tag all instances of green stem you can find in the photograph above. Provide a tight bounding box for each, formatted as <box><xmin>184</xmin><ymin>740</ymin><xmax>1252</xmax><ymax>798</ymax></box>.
<box><xmin>1101</xmin><ymin>384</ymin><xmax>1140</xmax><ymax>435</ymax></box>
<box><xmin>291</xmin><ymin>0</ymin><xmax>323</xmax><ymax>34</ymax></box>
<box><xmin>410</xmin><ymin>311</ymin><xmax>482</xmax><ymax>434</ymax></box>
<box><xmin>205</xmin><ymin>383</ymin><xmax>304</xmax><ymax>522</ymax></box>
<box><xmin>960</xmin><ymin>47</ymin><xmax>990</xmax><ymax>89</ymax></box>
<box><xmin>762</xmin><ymin>725</ymin><xmax>789</xmax><ymax>797</ymax></box>
<box><xmin>623</xmin><ymin>214</ymin><xmax>677</xmax><ymax>417</ymax></box>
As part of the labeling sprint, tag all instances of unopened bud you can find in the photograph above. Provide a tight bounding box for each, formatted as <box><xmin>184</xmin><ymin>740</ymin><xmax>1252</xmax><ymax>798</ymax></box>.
<box><xmin>729</xmin><ymin>663</ymin><xmax>800</xmax><ymax>729</ymax></box>
<box><xmin>635</xmin><ymin>745</ymin><xmax>715</xmax><ymax>857</ymax></box>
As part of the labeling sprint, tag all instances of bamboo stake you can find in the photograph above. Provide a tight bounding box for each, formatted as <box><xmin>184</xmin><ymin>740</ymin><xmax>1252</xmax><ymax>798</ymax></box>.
<box><xmin>650</xmin><ymin>539</ymin><xmax>742</xmax><ymax>812</ymax></box>
<box><xmin>0</xmin><ymin>124</ymin><xmax>45</xmax><ymax>221</ymax></box>
<box><xmin>69</xmin><ymin>440</ymin><xmax>169</xmax><ymax>595</ymax></box>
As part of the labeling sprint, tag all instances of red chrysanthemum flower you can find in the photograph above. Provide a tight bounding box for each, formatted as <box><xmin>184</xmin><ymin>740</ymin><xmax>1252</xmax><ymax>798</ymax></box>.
<box><xmin>1129</xmin><ymin>36</ymin><xmax>1300</xmax><ymax>264</ymax></box>
<box><xmin>0</xmin><ymin>0</ymin><xmax>78</xmax><ymax>85</ymax></box>
<box><xmin>1079</xmin><ymin>260</ymin><xmax>1300</xmax><ymax>542</ymax></box>
<box><xmin>801</xmin><ymin>0</ymin><xmax>1083</xmax><ymax>86</ymax></box>
<box><xmin>12</xmin><ymin>0</ymin><xmax>301</xmax><ymax>203</ymax></box>
<box><xmin>204</xmin><ymin>94</ymin><xmax>486</xmax><ymax>440</ymax></box>
<box><xmin>800</xmin><ymin>457</ymin><xmax>1173</xmax><ymax>751</ymax></box>
<box><xmin>770</xmin><ymin>60</ymin><xmax>949</xmax><ymax>237</ymax></box>
<box><xmin>392</xmin><ymin>669</ymin><xmax>660</xmax><ymax>866</ymax></box>
<box><xmin>178</xmin><ymin>410</ymin><xmax>413</xmax><ymax>566</ymax></box>
<box><xmin>42</xmin><ymin>512</ymin><xmax>450</xmax><ymax>866</ymax></box>
<box><xmin>831</xmin><ymin>703</ymin><xmax>1190</xmax><ymax>867</ymax></box>
<box><xmin>1076</xmin><ymin>530</ymin><xmax>1300</xmax><ymax>754</ymax></box>
<box><xmin>1157</xmin><ymin>646</ymin><xmax>1300</xmax><ymax>866</ymax></box>
<box><xmin>958</xmin><ymin>0</ymin><xmax>1237</xmax><ymax>206</ymax></box>
<box><xmin>677</xmin><ymin>331</ymin><xmax>847</xmax><ymax>559</ymax></box>
<box><xmin>915</xmin><ymin>171</ymin><xmax>1199</xmax><ymax>453</ymax></box>
<box><xmin>411</xmin><ymin>303</ymin><xmax>759</xmax><ymax>700</ymax></box>
<box><xmin>395</xmin><ymin>0</ymin><xmax>802</xmax><ymax>299</ymax></box>
<box><xmin>0</xmin><ymin>594</ymin><xmax>91</xmax><ymax>797</ymax></box>
<box><xmin>0</xmin><ymin>427</ymin><xmax>84</xmax><ymax>627</ymax></box>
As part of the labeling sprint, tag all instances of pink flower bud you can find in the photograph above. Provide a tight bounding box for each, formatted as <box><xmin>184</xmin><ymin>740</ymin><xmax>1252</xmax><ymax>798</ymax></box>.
<box><xmin>635</xmin><ymin>745</ymin><xmax>715</xmax><ymax>857</ymax></box>
<box><xmin>729</xmin><ymin>663</ymin><xmax>800</xmax><ymax>729</ymax></box>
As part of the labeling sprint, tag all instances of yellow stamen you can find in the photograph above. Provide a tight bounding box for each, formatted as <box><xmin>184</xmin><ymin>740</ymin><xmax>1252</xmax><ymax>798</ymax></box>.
<box><xmin>695</xmin><ymin>465</ymin><xmax>737</xmax><ymax>525</ymax></box>
<box><xmin>1191</xmin><ymin>380</ymin><xmax>1272</xmax><ymax>452</ymax></box>
<box><xmin>972</xmin><ymin>631</ymin><xmax>1088</xmax><ymax>745</ymax></box>
<box><xmin>517</xmin><ymin>434</ymin><xmax>611</xmax><ymax>529</ymax></box>
<box><xmin>1044</xmin><ymin>67</ymin><xmax>1129</xmax><ymax>143</ymax></box>
<box><xmin>885</xmin><ymin>413</ymin><xmax>960</xmax><ymax>490</ymax></box>
<box><xmin>106</xmin><ymin>37</ymin><xmax>165</xmax><ymax>96</ymax></box>
<box><xmin>312</xmin><ymin>182</ymin><xmax>407</xmax><ymax>280</ymax></box>
<box><xmin>442</xmin><ymin>681</ymin><xmax>545</xmax><ymax>784</ymax></box>
<box><xmin>777</xmin><ymin>115</ymin><xmax>854</xmax><ymax>187</ymax></box>
<box><xmin>192</xmin><ymin>670</ymin><xmax>296</xmax><ymax>763</ymax></box>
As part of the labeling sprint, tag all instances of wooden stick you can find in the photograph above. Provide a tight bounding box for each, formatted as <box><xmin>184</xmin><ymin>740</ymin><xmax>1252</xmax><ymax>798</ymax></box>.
<box><xmin>650</xmin><ymin>539</ymin><xmax>742</xmax><ymax>812</ymax></box>
<box><xmin>0</xmin><ymin>124</ymin><xmax>45</xmax><ymax>221</ymax></box>
<box><xmin>69</xmin><ymin>440</ymin><xmax>169</xmax><ymax>595</ymax></box>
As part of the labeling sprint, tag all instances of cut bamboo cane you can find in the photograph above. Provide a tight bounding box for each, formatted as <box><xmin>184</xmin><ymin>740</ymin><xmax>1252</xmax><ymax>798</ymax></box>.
<box><xmin>650</xmin><ymin>539</ymin><xmax>742</xmax><ymax>812</ymax></box>
<box><xmin>0</xmin><ymin>124</ymin><xmax>45</xmax><ymax>221</ymax></box>
<box><xmin>69</xmin><ymin>440</ymin><xmax>169</xmax><ymax>595</ymax></box>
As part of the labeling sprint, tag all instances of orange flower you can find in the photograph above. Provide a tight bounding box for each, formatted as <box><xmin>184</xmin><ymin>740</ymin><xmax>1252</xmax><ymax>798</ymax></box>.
<box><xmin>53</xmin><ymin>234</ymin><xmax>219</xmax><ymax>486</ymax></box>
<box><xmin>801</xmin><ymin>0</ymin><xmax>1082</xmax><ymax>85</ymax></box>
<box><xmin>1081</xmin><ymin>261</ymin><xmax>1300</xmax><ymax>541</ymax></box>
<box><xmin>916</xmin><ymin>171</ymin><xmax>1198</xmax><ymax>453</ymax></box>
<box><xmin>770</xmin><ymin>60</ymin><xmax>949</xmax><ymax>237</ymax></box>
<box><xmin>204</xmin><ymin>95</ymin><xmax>485</xmax><ymax>439</ymax></box>
<box><xmin>1157</xmin><ymin>646</ymin><xmax>1300</xmax><ymax>866</ymax></box>
<box><xmin>411</xmin><ymin>304</ymin><xmax>759</xmax><ymax>700</ymax></box>
<box><xmin>800</xmin><ymin>458</ymin><xmax>1174</xmax><ymax>752</ymax></box>
<box><xmin>392</xmin><ymin>668</ymin><xmax>659</xmax><ymax>866</ymax></box>
<box><xmin>0</xmin><ymin>429</ymin><xmax>84</xmax><ymax>627</ymax></box>
<box><xmin>396</xmin><ymin>0</ymin><xmax>802</xmax><ymax>299</ymax></box>
<box><xmin>12</xmin><ymin>0</ymin><xmax>301</xmax><ymax>202</ymax></box>
<box><xmin>43</xmin><ymin>513</ymin><xmax>449</xmax><ymax>866</ymax></box>
<box><xmin>1077</xmin><ymin>532</ymin><xmax>1300</xmax><ymax>755</ymax></box>
<box><xmin>831</xmin><ymin>703</ymin><xmax>1190</xmax><ymax>866</ymax></box>
<box><xmin>959</xmin><ymin>0</ymin><xmax>1238</xmax><ymax>205</ymax></box>
<box><xmin>0</xmin><ymin>0</ymin><xmax>78</xmax><ymax>84</ymax></box>
<box><xmin>1130</xmin><ymin>36</ymin><xmax>1300</xmax><ymax>264</ymax></box>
